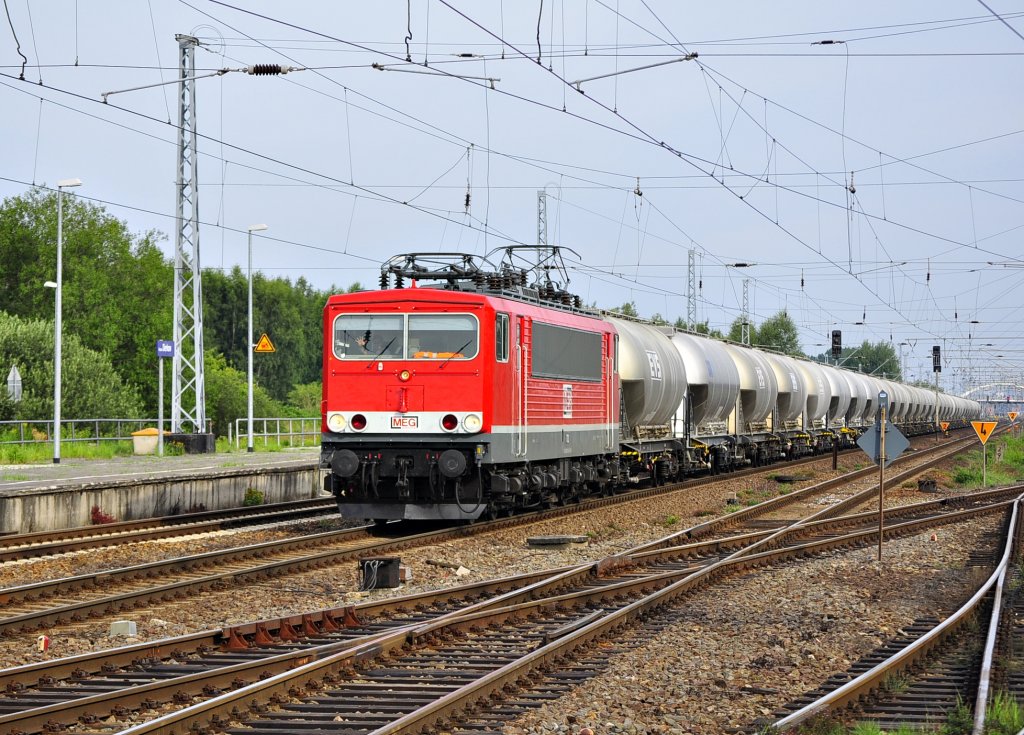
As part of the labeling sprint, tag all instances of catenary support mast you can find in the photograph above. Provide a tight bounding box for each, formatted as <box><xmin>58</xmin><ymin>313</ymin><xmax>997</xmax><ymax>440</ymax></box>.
<box><xmin>171</xmin><ymin>34</ymin><xmax>206</xmax><ymax>433</ymax></box>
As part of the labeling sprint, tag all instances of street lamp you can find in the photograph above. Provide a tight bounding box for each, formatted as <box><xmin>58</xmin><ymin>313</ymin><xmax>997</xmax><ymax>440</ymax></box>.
<box><xmin>247</xmin><ymin>224</ymin><xmax>268</xmax><ymax>453</ymax></box>
<box><xmin>52</xmin><ymin>178</ymin><xmax>82</xmax><ymax>464</ymax></box>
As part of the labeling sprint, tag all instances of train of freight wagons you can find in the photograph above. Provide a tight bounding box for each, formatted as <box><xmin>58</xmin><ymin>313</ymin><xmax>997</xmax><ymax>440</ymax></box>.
<box><xmin>319</xmin><ymin>247</ymin><xmax>980</xmax><ymax>522</ymax></box>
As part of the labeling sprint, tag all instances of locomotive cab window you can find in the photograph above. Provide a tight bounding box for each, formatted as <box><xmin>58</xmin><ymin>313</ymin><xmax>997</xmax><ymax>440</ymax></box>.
<box><xmin>495</xmin><ymin>313</ymin><xmax>509</xmax><ymax>362</ymax></box>
<box><xmin>408</xmin><ymin>314</ymin><xmax>478</xmax><ymax>360</ymax></box>
<box><xmin>334</xmin><ymin>314</ymin><xmax>404</xmax><ymax>359</ymax></box>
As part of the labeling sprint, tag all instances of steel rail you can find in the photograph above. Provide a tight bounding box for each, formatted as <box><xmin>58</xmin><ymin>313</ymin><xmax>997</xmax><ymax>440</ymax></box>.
<box><xmin>631</xmin><ymin>434</ymin><xmax>976</xmax><ymax>554</ymax></box>
<box><xmin>0</xmin><ymin>439</ymin><xmax>930</xmax><ymax>634</ymax></box>
<box><xmin>0</xmin><ymin>498</ymin><xmax>339</xmax><ymax>563</ymax></box>
<box><xmin>0</xmin><ymin>438</ymin><xmax>985</xmax><ymax>684</ymax></box>
<box><xmin>773</xmin><ymin>493</ymin><xmax>1023</xmax><ymax>729</ymax></box>
<box><xmin>0</xmin><ymin>434</ymin><xmax>986</xmax><ymax>733</ymax></box>
<box><xmin>110</xmin><ymin>498</ymin><xmax>1011</xmax><ymax>735</ymax></box>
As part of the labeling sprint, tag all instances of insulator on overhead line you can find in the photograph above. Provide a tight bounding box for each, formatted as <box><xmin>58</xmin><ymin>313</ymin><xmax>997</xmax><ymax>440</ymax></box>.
<box><xmin>246</xmin><ymin>64</ymin><xmax>296</xmax><ymax>75</ymax></box>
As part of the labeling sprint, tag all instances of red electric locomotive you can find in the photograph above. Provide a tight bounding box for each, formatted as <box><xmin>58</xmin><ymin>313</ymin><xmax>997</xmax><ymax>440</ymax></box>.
<box><xmin>320</xmin><ymin>248</ymin><xmax>621</xmax><ymax>521</ymax></box>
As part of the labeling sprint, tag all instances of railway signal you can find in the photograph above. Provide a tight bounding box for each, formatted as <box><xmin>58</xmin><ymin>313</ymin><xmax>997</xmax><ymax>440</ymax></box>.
<box><xmin>831</xmin><ymin>330</ymin><xmax>842</xmax><ymax>360</ymax></box>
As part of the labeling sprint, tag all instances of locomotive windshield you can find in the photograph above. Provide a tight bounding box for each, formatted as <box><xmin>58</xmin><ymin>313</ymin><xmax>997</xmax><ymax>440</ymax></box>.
<box><xmin>408</xmin><ymin>314</ymin><xmax>478</xmax><ymax>360</ymax></box>
<box><xmin>332</xmin><ymin>312</ymin><xmax>478</xmax><ymax>360</ymax></box>
<box><xmin>333</xmin><ymin>314</ymin><xmax>404</xmax><ymax>359</ymax></box>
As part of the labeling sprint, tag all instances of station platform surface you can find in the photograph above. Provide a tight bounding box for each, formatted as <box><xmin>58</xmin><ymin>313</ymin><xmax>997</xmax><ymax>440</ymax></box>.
<box><xmin>0</xmin><ymin>449</ymin><xmax>320</xmax><ymax>496</ymax></box>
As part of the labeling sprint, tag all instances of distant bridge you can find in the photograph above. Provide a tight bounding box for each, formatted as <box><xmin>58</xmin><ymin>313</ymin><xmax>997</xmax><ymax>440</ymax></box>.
<box><xmin>962</xmin><ymin>382</ymin><xmax>1024</xmax><ymax>418</ymax></box>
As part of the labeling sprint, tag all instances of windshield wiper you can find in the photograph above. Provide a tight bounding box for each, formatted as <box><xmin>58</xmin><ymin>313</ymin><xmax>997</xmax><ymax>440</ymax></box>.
<box><xmin>439</xmin><ymin>339</ymin><xmax>473</xmax><ymax>369</ymax></box>
<box><xmin>366</xmin><ymin>337</ymin><xmax>396</xmax><ymax>367</ymax></box>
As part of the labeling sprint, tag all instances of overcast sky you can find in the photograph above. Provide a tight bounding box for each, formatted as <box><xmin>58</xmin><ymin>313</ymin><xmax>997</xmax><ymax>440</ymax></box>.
<box><xmin>1</xmin><ymin>1</ymin><xmax>1022</xmax><ymax>394</ymax></box>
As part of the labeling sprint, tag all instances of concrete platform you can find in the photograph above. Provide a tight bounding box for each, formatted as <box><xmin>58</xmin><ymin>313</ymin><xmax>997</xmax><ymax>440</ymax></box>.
<box><xmin>0</xmin><ymin>449</ymin><xmax>323</xmax><ymax>534</ymax></box>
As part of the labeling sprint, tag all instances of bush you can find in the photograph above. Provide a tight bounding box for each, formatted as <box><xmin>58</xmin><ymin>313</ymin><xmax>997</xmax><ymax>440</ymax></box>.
<box><xmin>242</xmin><ymin>487</ymin><xmax>264</xmax><ymax>506</ymax></box>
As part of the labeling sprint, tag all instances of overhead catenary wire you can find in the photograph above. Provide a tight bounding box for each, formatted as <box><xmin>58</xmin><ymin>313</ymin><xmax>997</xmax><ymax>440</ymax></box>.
<box><xmin>4</xmin><ymin>2</ymin><xmax>1015</xmax><ymax>376</ymax></box>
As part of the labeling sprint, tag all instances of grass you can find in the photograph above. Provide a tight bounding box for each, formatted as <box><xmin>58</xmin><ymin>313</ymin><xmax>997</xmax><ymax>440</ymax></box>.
<box><xmin>985</xmin><ymin>691</ymin><xmax>1024</xmax><ymax>734</ymax></box>
<box><xmin>951</xmin><ymin>434</ymin><xmax>1024</xmax><ymax>489</ymax></box>
<box><xmin>1</xmin><ymin>473</ymin><xmax>29</xmax><ymax>481</ymax></box>
<box><xmin>0</xmin><ymin>434</ymin><xmax>320</xmax><ymax>465</ymax></box>
<box><xmin>880</xmin><ymin>670</ymin><xmax>909</xmax><ymax>694</ymax></box>
<box><xmin>0</xmin><ymin>440</ymin><xmax>134</xmax><ymax>464</ymax></box>
<box><xmin>659</xmin><ymin>514</ymin><xmax>680</xmax><ymax>527</ymax></box>
<box><xmin>848</xmin><ymin>723</ymin><xmax>916</xmax><ymax>735</ymax></box>
<box><xmin>942</xmin><ymin>695</ymin><xmax>973</xmax><ymax>734</ymax></box>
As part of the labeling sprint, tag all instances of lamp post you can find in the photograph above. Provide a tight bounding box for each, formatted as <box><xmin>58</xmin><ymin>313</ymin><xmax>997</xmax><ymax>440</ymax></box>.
<box><xmin>247</xmin><ymin>224</ymin><xmax>268</xmax><ymax>453</ymax></box>
<box><xmin>51</xmin><ymin>178</ymin><xmax>82</xmax><ymax>464</ymax></box>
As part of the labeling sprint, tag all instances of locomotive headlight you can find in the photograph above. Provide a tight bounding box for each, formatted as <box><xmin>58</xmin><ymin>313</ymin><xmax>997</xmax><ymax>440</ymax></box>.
<box><xmin>327</xmin><ymin>412</ymin><xmax>347</xmax><ymax>433</ymax></box>
<box><xmin>463</xmin><ymin>413</ymin><xmax>483</xmax><ymax>433</ymax></box>
<box><xmin>398</xmin><ymin>369</ymin><xmax>412</xmax><ymax>382</ymax></box>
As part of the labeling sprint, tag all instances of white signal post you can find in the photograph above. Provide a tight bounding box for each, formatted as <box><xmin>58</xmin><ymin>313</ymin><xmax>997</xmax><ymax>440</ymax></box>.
<box><xmin>247</xmin><ymin>224</ymin><xmax>268</xmax><ymax>454</ymax></box>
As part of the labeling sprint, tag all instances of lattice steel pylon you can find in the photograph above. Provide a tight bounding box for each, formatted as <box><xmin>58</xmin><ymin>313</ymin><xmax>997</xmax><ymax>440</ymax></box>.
<box><xmin>687</xmin><ymin>248</ymin><xmax>696</xmax><ymax>329</ymax></box>
<box><xmin>741</xmin><ymin>278</ymin><xmax>751</xmax><ymax>345</ymax></box>
<box><xmin>171</xmin><ymin>34</ymin><xmax>206</xmax><ymax>433</ymax></box>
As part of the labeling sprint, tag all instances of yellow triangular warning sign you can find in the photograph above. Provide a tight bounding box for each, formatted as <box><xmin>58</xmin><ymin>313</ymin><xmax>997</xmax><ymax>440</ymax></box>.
<box><xmin>940</xmin><ymin>421</ymin><xmax>949</xmax><ymax>432</ymax></box>
<box><xmin>254</xmin><ymin>333</ymin><xmax>276</xmax><ymax>353</ymax></box>
<box><xmin>971</xmin><ymin>420</ymin><xmax>997</xmax><ymax>445</ymax></box>
<box><xmin>1010</xmin><ymin>411</ymin><xmax>1019</xmax><ymax>422</ymax></box>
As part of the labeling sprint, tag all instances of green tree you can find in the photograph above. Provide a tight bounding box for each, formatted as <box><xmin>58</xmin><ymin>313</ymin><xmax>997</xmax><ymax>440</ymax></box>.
<box><xmin>0</xmin><ymin>312</ymin><xmax>143</xmax><ymax>421</ymax></box>
<box><xmin>614</xmin><ymin>301</ymin><xmax>639</xmax><ymax>318</ymax></box>
<box><xmin>815</xmin><ymin>340</ymin><xmax>902</xmax><ymax>380</ymax></box>
<box><xmin>287</xmin><ymin>381</ymin><xmax>322</xmax><ymax>415</ymax></box>
<box><xmin>0</xmin><ymin>188</ymin><xmax>172</xmax><ymax>411</ymax></box>
<box><xmin>204</xmin><ymin>352</ymin><xmax>290</xmax><ymax>437</ymax></box>
<box><xmin>727</xmin><ymin>316</ymin><xmax>754</xmax><ymax>345</ymax></box>
<box><xmin>694</xmin><ymin>320</ymin><xmax>724</xmax><ymax>339</ymax></box>
<box><xmin>201</xmin><ymin>269</ymin><xmax>329</xmax><ymax>402</ymax></box>
<box><xmin>756</xmin><ymin>311</ymin><xmax>803</xmax><ymax>356</ymax></box>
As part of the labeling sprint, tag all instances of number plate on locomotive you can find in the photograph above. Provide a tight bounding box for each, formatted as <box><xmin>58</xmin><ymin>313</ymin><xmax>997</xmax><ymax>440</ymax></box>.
<box><xmin>391</xmin><ymin>416</ymin><xmax>419</xmax><ymax>429</ymax></box>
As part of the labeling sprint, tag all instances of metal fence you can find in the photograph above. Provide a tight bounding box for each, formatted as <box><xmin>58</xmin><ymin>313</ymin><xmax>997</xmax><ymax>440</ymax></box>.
<box><xmin>232</xmin><ymin>417</ymin><xmax>321</xmax><ymax>449</ymax></box>
<box><xmin>0</xmin><ymin>417</ymin><xmax>320</xmax><ymax>449</ymax></box>
<box><xmin>0</xmin><ymin>418</ymin><xmax>160</xmax><ymax>445</ymax></box>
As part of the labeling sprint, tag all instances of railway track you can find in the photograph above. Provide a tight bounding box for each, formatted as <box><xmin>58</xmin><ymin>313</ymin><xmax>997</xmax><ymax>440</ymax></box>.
<box><xmin>0</xmin><ymin>497</ymin><xmax>339</xmax><ymax>563</ymax></box>
<box><xmin>769</xmin><ymin>488</ymin><xmax>1024</xmax><ymax>733</ymax></box>
<box><xmin>98</xmin><ymin>481</ymin><xmax>1010</xmax><ymax>734</ymax></box>
<box><xmin>0</xmin><ymin>464</ymin><xmax>1011</xmax><ymax>733</ymax></box>
<box><xmin>0</xmin><ymin>435</ymin><xmax>972</xmax><ymax>637</ymax></box>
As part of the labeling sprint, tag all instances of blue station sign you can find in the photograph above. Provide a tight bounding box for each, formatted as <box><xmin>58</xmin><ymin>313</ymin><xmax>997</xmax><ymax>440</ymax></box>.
<box><xmin>156</xmin><ymin>340</ymin><xmax>175</xmax><ymax>359</ymax></box>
